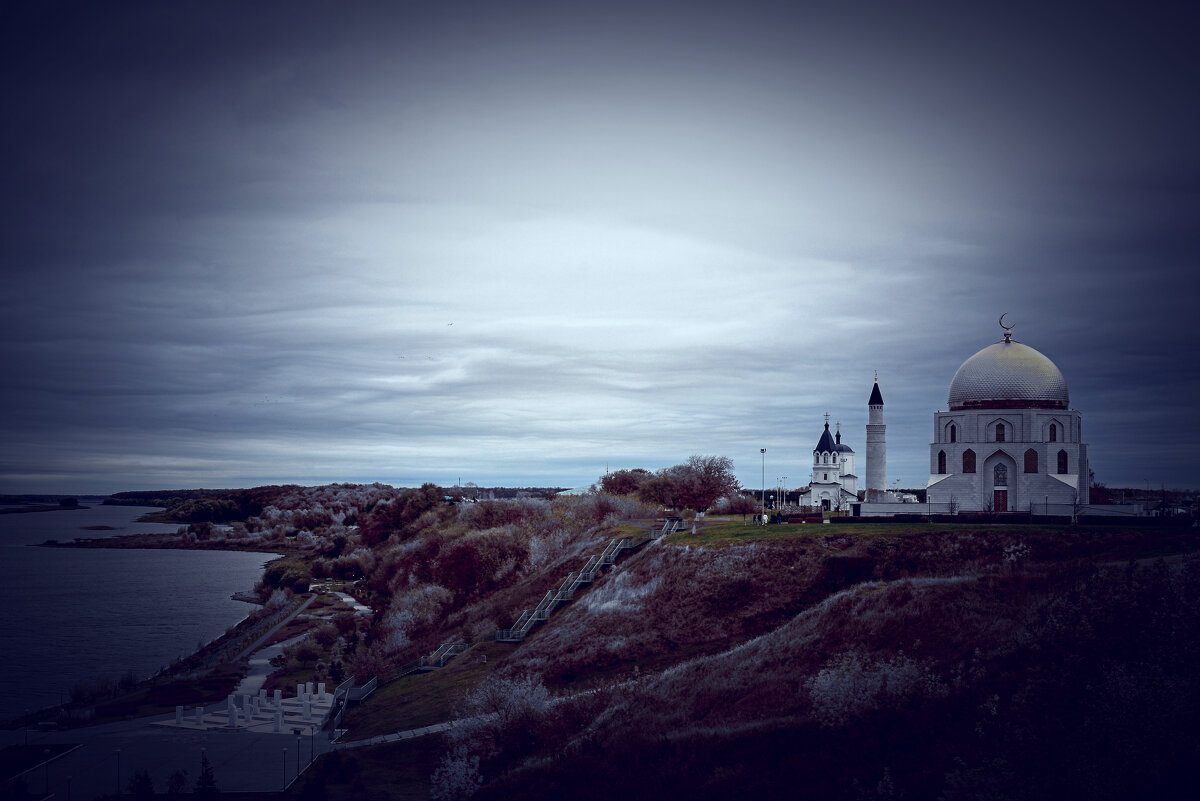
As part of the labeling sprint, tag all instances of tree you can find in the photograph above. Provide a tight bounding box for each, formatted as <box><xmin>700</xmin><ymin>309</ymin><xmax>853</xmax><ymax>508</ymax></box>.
<box><xmin>633</xmin><ymin>456</ymin><xmax>738</xmax><ymax>512</ymax></box>
<box><xmin>167</xmin><ymin>769</ymin><xmax>188</xmax><ymax>799</ymax></box>
<box><xmin>676</xmin><ymin>455</ymin><xmax>739</xmax><ymax>512</ymax></box>
<box><xmin>637</xmin><ymin>470</ymin><xmax>680</xmax><ymax>508</ymax></box>
<box><xmin>195</xmin><ymin>752</ymin><xmax>219</xmax><ymax>800</ymax></box>
<box><xmin>128</xmin><ymin>769</ymin><xmax>154</xmax><ymax>801</ymax></box>
<box><xmin>722</xmin><ymin>492</ymin><xmax>758</xmax><ymax>522</ymax></box>
<box><xmin>600</xmin><ymin>468</ymin><xmax>651</xmax><ymax>496</ymax></box>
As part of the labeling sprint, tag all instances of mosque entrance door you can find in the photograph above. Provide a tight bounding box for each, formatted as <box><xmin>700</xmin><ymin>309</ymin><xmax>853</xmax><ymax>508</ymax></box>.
<box><xmin>994</xmin><ymin>490</ymin><xmax>1008</xmax><ymax>513</ymax></box>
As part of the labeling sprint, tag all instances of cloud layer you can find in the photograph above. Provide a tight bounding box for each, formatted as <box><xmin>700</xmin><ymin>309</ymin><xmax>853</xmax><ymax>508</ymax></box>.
<box><xmin>2</xmin><ymin>1</ymin><xmax>1198</xmax><ymax>493</ymax></box>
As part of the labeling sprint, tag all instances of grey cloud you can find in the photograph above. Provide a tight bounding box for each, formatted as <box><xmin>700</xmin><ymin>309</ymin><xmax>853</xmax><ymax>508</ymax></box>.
<box><xmin>2</xmin><ymin>2</ymin><xmax>1198</xmax><ymax>493</ymax></box>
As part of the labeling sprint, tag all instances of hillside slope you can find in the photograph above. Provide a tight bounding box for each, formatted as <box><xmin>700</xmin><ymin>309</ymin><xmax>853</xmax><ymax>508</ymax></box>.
<box><xmin>419</xmin><ymin>521</ymin><xmax>1200</xmax><ymax>801</ymax></box>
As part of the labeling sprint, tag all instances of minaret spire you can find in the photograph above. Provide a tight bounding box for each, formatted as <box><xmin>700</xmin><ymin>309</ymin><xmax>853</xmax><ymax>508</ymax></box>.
<box><xmin>866</xmin><ymin>374</ymin><xmax>887</xmax><ymax>502</ymax></box>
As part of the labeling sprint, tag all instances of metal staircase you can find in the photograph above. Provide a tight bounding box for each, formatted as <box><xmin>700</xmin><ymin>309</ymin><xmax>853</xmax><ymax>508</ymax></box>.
<box><xmin>495</xmin><ymin>532</ymin><xmax>653</xmax><ymax>643</ymax></box>
<box><xmin>418</xmin><ymin>641</ymin><xmax>469</xmax><ymax>670</ymax></box>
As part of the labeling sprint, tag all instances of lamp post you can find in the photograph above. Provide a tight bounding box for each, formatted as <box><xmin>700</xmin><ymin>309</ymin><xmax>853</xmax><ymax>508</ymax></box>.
<box><xmin>781</xmin><ymin>477</ymin><xmax>787</xmax><ymax>510</ymax></box>
<box><xmin>760</xmin><ymin>449</ymin><xmax>766</xmax><ymax>523</ymax></box>
<box><xmin>115</xmin><ymin>749</ymin><xmax>121</xmax><ymax>795</ymax></box>
<box><xmin>283</xmin><ymin>748</ymin><xmax>288</xmax><ymax>788</ymax></box>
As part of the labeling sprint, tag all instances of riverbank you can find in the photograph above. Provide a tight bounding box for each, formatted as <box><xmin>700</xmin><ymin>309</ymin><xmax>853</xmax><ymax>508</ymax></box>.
<box><xmin>3</xmin><ymin>592</ymin><xmax>309</xmax><ymax>731</ymax></box>
<box><xmin>5</xmin><ymin>578</ymin><xmax>368</xmax><ymax>733</ymax></box>
<box><xmin>37</xmin><ymin>530</ymin><xmax>307</xmax><ymax>555</ymax></box>
<box><xmin>0</xmin><ymin>503</ymin><xmax>90</xmax><ymax>515</ymax></box>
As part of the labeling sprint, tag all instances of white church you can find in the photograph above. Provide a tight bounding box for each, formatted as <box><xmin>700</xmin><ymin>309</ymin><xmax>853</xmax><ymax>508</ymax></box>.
<box><xmin>796</xmin><ymin>375</ymin><xmax>892</xmax><ymax>510</ymax></box>
<box><xmin>796</xmin><ymin>417</ymin><xmax>859</xmax><ymax>511</ymax></box>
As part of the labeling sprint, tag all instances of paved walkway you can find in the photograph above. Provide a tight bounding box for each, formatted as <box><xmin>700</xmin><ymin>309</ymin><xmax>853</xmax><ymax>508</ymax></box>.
<box><xmin>335</xmin><ymin>720</ymin><xmax>455</xmax><ymax>749</ymax></box>
<box><xmin>233</xmin><ymin>593</ymin><xmax>317</xmax><ymax>662</ymax></box>
<box><xmin>4</xmin><ymin>702</ymin><xmax>338</xmax><ymax>800</ymax></box>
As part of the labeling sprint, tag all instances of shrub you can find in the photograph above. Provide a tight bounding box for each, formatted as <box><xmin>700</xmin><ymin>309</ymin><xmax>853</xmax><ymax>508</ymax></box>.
<box><xmin>128</xmin><ymin>769</ymin><xmax>154</xmax><ymax>801</ymax></box>
<box><xmin>807</xmin><ymin>649</ymin><xmax>946</xmax><ymax>727</ymax></box>
<box><xmin>431</xmin><ymin>745</ymin><xmax>482</xmax><ymax>801</ymax></box>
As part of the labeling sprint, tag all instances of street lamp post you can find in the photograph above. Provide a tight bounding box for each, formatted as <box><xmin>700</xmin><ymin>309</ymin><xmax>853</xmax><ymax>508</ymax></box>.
<box><xmin>115</xmin><ymin>749</ymin><xmax>121</xmax><ymax>795</ymax></box>
<box><xmin>760</xmin><ymin>449</ymin><xmax>766</xmax><ymax>523</ymax></box>
<box><xmin>283</xmin><ymin>748</ymin><xmax>288</xmax><ymax>788</ymax></box>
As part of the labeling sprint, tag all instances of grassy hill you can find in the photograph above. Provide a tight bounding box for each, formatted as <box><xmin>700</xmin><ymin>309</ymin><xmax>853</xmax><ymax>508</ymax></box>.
<box><xmin>313</xmin><ymin>510</ymin><xmax>1199</xmax><ymax>801</ymax></box>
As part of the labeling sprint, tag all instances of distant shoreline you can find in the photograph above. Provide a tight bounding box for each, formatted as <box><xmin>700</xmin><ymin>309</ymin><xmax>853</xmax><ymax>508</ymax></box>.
<box><xmin>0</xmin><ymin>503</ymin><xmax>91</xmax><ymax>515</ymax></box>
<box><xmin>36</xmin><ymin>530</ymin><xmax>301</xmax><ymax>555</ymax></box>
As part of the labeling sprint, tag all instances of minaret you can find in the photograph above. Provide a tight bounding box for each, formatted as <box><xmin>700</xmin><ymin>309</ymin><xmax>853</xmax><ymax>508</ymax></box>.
<box><xmin>865</xmin><ymin>373</ymin><xmax>887</xmax><ymax>502</ymax></box>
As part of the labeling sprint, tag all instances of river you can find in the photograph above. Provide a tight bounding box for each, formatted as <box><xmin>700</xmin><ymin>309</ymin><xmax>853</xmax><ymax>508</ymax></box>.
<box><xmin>0</xmin><ymin>503</ymin><xmax>279</xmax><ymax>723</ymax></box>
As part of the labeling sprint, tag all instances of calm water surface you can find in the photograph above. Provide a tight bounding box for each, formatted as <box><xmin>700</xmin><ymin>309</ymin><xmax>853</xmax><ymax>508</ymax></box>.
<box><xmin>0</xmin><ymin>504</ymin><xmax>279</xmax><ymax>723</ymax></box>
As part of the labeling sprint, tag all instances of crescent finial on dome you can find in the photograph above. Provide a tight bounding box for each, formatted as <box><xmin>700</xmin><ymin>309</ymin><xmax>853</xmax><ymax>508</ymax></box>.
<box><xmin>999</xmin><ymin>313</ymin><xmax>1013</xmax><ymax>342</ymax></box>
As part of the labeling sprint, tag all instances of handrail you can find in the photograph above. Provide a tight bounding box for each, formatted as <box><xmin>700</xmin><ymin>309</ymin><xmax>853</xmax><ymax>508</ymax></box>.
<box><xmin>494</xmin><ymin>530</ymin><xmax>650</xmax><ymax>642</ymax></box>
<box><xmin>419</xmin><ymin>640</ymin><xmax>468</xmax><ymax>668</ymax></box>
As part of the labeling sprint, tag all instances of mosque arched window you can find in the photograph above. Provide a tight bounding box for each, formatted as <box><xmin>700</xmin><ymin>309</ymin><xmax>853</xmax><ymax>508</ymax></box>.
<box><xmin>994</xmin><ymin>464</ymin><xmax>1008</xmax><ymax>487</ymax></box>
<box><xmin>823</xmin><ymin>454</ymin><xmax>829</xmax><ymax>464</ymax></box>
<box><xmin>1024</xmin><ymin>448</ymin><xmax>1038</xmax><ymax>473</ymax></box>
<box><xmin>995</xmin><ymin>423</ymin><xmax>1006</xmax><ymax>442</ymax></box>
<box><xmin>962</xmin><ymin>449</ymin><xmax>976</xmax><ymax>473</ymax></box>
<box><xmin>1049</xmin><ymin>423</ymin><xmax>1058</xmax><ymax>442</ymax></box>
<box><xmin>1057</xmin><ymin>449</ymin><xmax>1069</xmax><ymax>474</ymax></box>
<box><xmin>937</xmin><ymin>450</ymin><xmax>947</xmax><ymax>474</ymax></box>
<box><xmin>949</xmin><ymin>424</ymin><xmax>957</xmax><ymax>443</ymax></box>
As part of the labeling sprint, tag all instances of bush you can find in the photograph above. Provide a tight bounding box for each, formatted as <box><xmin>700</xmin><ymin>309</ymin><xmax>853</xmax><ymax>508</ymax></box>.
<box><xmin>128</xmin><ymin>769</ymin><xmax>154</xmax><ymax>801</ymax></box>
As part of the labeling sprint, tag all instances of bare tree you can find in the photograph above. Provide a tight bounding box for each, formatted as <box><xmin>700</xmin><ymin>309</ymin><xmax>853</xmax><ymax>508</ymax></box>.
<box><xmin>631</xmin><ymin>456</ymin><xmax>739</xmax><ymax>512</ymax></box>
<box><xmin>677</xmin><ymin>455</ymin><xmax>739</xmax><ymax>512</ymax></box>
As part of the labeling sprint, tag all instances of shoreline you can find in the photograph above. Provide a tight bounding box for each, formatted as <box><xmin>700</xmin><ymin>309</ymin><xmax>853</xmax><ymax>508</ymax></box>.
<box><xmin>11</xmin><ymin>534</ymin><xmax>352</xmax><ymax>734</ymax></box>
<box><xmin>36</xmin><ymin>530</ymin><xmax>305</xmax><ymax>556</ymax></box>
<box><xmin>2</xmin><ymin>592</ymin><xmax>306</xmax><ymax>731</ymax></box>
<box><xmin>0</xmin><ymin>503</ymin><xmax>92</xmax><ymax>515</ymax></box>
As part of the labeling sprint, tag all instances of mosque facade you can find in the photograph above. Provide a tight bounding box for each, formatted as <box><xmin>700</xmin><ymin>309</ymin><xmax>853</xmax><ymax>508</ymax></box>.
<box><xmin>926</xmin><ymin>323</ymin><xmax>1089</xmax><ymax>514</ymax></box>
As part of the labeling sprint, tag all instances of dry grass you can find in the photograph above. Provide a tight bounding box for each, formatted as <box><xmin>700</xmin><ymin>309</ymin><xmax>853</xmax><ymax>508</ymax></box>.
<box><xmin>340</xmin><ymin>641</ymin><xmax>519</xmax><ymax>740</ymax></box>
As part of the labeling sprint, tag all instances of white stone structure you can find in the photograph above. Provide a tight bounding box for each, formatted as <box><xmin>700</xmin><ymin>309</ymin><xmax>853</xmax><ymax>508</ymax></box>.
<box><xmin>927</xmin><ymin>324</ymin><xmax>1089</xmax><ymax>514</ymax></box>
<box><xmin>865</xmin><ymin>376</ymin><xmax>887</xmax><ymax>502</ymax></box>
<box><xmin>798</xmin><ymin>416</ymin><xmax>858</xmax><ymax>511</ymax></box>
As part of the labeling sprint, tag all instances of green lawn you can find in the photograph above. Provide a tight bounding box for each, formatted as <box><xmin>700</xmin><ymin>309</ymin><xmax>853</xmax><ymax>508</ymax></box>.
<box><xmin>90</xmin><ymin>663</ymin><xmax>247</xmax><ymax>722</ymax></box>
<box><xmin>340</xmin><ymin>641</ymin><xmax>518</xmax><ymax>740</ymax></box>
<box><xmin>667</xmin><ymin>515</ymin><xmax>1200</xmax><ymax>560</ymax></box>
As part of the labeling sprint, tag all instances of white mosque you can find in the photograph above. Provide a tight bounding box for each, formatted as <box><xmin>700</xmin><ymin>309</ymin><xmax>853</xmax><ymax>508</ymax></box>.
<box><xmin>926</xmin><ymin>320</ymin><xmax>1089</xmax><ymax>514</ymax></box>
<box><xmin>792</xmin><ymin>319</ymin><xmax>1093</xmax><ymax>517</ymax></box>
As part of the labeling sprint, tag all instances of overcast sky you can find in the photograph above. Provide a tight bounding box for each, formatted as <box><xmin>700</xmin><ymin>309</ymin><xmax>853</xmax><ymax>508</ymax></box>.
<box><xmin>2</xmin><ymin>1</ymin><xmax>1198</xmax><ymax>495</ymax></box>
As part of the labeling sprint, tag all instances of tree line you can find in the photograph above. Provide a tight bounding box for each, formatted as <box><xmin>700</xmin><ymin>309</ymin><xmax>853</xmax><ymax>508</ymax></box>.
<box><xmin>598</xmin><ymin>455</ymin><xmax>747</xmax><ymax>513</ymax></box>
